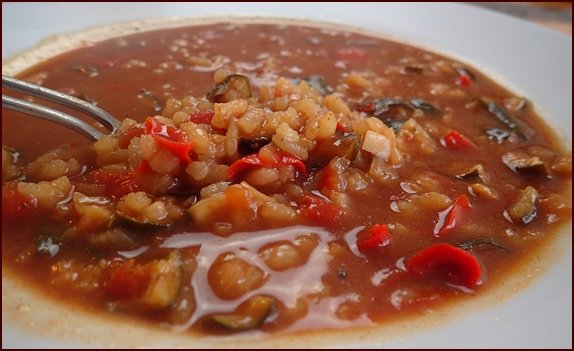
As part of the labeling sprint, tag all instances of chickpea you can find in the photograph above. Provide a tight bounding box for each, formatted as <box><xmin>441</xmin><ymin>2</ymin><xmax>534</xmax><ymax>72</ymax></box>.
<box><xmin>208</xmin><ymin>252</ymin><xmax>266</xmax><ymax>300</ymax></box>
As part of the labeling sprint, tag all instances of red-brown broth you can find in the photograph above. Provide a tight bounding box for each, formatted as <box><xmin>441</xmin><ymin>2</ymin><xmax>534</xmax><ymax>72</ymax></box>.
<box><xmin>2</xmin><ymin>22</ymin><xmax>571</xmax><ymax>336</ymax></box>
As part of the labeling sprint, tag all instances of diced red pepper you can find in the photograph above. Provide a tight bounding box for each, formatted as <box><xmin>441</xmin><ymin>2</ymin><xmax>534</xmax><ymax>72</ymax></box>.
<box><xmin>407</xmin><ymin>243</ymin><xmax>482</xmax><ymax>289</ymax></box>
<box><xmin>298</xmin><ymin>195</ymin><xmax>343</xmax><ymax>226</ymax></box>
<box><xmin>336</xmin><ymin>48</ymin><xmax>368</xmax><ymax>60</ymax></box>
<box><xmin>189</xmin><ymin>111</ymin><xmax>215</xmax><ymax>125</ymax></box>
<box><xmin>442</xmin><ymin>130</ymin><xmax>475</xmax><ymax>150</ymax></box>
<box><xmin>105</xmin><ymin>259</ymin><xmax>150</xmax><ymax>300</ymax></box>
<box><xmin>228</xmin><ymin>154</ymin><xmax>266</xmax><ymax>179</ymax></box>
<box><xmin>2</xmin><ymin>184</ymin><xmax>38</xmax><ymax>220</ymax></box>
<box><xmin>356</xmin><ymin>224</ymin><xmax>391</xmax><ymax>254</ymax></box>
<box><xmin>454</xmin><ymin>74</ymin><xmax>472</xmax><ymax>87</ymax></box>
<box><xmin>133</xmin><ymin>160</ymin><xmax>151</xmax><ymax>176</ymax></box>
<box><xmin>227</xmin><ymin>152</ymin><xmax>307</xmax><ymax>179</ymax></box>
<box><xmin>336</xmin><ymin>121</ymin><xmax>351</xmax><ymax>132</ymax></box>
<box><xmin>355</xmin><ymin>102</ymin><xmax>375</xmax><ymax>114</ymax></box>
<box><xmin>116</xmin><ymin>124</ymin><xmax>145</xmax><ymax>148</ymax></box>
<box><xmin>88</xmin><ymin>168</ymin><xmax>139</xmax><ymax>199</ymax></box>
<box><xmin>274</xmin><ymin>152</ymin><xmax>307</xmax><ymax>176</ymax></box>
<box><xmin>144</xmin><ymin>117</ymin><xmax>193</xmax><ymax>163</ymax></box>
<box><xmin>434</xmin><ymin>194</ymin><xmax>472</xmax><ymax>236</ymax></box>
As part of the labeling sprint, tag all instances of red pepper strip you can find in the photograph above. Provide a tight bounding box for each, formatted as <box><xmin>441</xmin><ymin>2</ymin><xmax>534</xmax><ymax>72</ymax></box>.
<box><xmin>298</xmin><ymin>195</ymin><xmax>343</xmax><ymax>226</ymax></box>
<box><xmin>454</xmin><ymin>74</ymin><xmax>472</xmax><ymax>87</ymax></box>
<box><xmin>189</xmin><ymin>111</ymin><xmax>215</xmax><ymax>125</ymax></box>
<box><xmin>116</xmin><ymin>124</ymin><xmax>145</xmax><ymax>149</ymax></box>
<box><xmin>434</xmin><ymin>194</ymin><xmax>472</xmax><ymax>236</ymax></box>
<box><xmin>144</xmin><ymin>117</ymin><xmax>193</xmax><ymax>163</ymax></box>
<box><xmin>442</xmin><ymin>130</ymin><xmax>475</xmax><ymax>150</ymax></box>
<box><xmin>357</xmin><ymin>224</ymin><xmax>391</xmax><ymax>254</ymax></box>
<box><xmin>227</xmin><ymin>154</ymin><xmax>265</xmax><ymax>179</ymax></box>
<box><xmin>227</xmin><ymin>152</ymin><xmax>307</xmax><ymax>179</ymax></box>
<box><xmin>2</xmin><ymin>184</ymin><xmax>38</xmax><ymax>220</ymax></box>
<box><xmin>407</xmin><ymin>243</ymin><xmax>482</xmax><ymax>289</ymax></box>
<box><xmin>275</xmin><ymin>152</ymin><xmax>307</xmax><ymax>176</ymax></box>
<box><xmin>133</xmin><ymin>160</ymin><xmax>151</xmax><ymax>176</ymax></box>
<box><xmin>88</xmin><ymin>168</ymin><xmax>139</xmax><ymax>199</ymax></box>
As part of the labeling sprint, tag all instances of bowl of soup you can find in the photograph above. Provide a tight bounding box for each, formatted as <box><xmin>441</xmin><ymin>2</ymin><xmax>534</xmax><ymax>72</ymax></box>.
<box><xmin>2</xmin><ymin>3</ymin><xmax>571</xmax><ymax>348</ymax></box>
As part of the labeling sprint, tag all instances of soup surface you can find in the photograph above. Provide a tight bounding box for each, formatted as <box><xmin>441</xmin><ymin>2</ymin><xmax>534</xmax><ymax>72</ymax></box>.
<box><xmin>2</xmin><ymin>21</ymin><xmax>572</xmax><ymax>337</ymax></box>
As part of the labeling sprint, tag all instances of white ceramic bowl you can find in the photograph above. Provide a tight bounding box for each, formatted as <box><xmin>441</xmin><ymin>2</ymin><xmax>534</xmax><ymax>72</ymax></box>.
<box><xmin>2</xmin><ymin>2</ymin><xmax>572</xmax><ymax>348</ymax></box>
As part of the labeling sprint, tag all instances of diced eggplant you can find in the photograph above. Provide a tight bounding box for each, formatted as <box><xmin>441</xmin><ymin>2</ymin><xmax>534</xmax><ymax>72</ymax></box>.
<box><xmin>211</xmin><ymin>295</ymin><xmax>275</xmax><ymax>331</ymax></box>
<box><xmin>409</xmin><ymin>98</ymin><xmax>440</xmax><ymax>116</ymax></box>
<box><xmin>105</xmin><ymin>251</ymin><xmax>182</xmax><ymax>310</ymax></box>
<box><xmin>468</xmin><ymin>183</ymin><xmax>499</xmax><ymax>201</ymax></box>
<box><xmin>117</xmin><ymin>212</ymin><xmax>172</xmax><ymax>231</ymax></box>
<box><xmin>502</xmin><ymin>150</ymin><xmax>549</xmax><ymax>176</ymax></box>
<box><xmin>485</xmin><ymin>101</ymin><xmax>516</xmax><ymax>128</ymax></box>
<box><xmin>372</xmin><ymin>98</ymin><xmax>410</xmax><ymax>116</ymax></box>
<box><xmin>207</xmin><ymin>74</ymin><xmax>252</xmax><ymax>103</ymax></box>
<box><xmin>485</xmin><ymin>127</ymin><xmax>511</xmax><ymax>144</ymax></box>
<box><xmin>506</xmin><ymin>186</ymin><xmax>539</xmax><ymax>224</ymax></box>
<box><xmin>87</xmin><ymin>228</ymin><xmax>138</xmax><ymax>251</ymax></box>
<box><xmin>383</xmin><ymin>119</ymin><xmax>406</xmax><ymax>133</ymax></box>
<box><xmin>455</xmin><ymin>164</ymin><xmax>486</xmax><ymax>181</ymax></box>
<box><xmin>238</xmin><ymin>137</ymin><xmax>272</xmax><ymax>155</ymax></box>
<box><xmin>303</xmin><ymin>75</ymin><xmax>334</xmax><ymax>95</ymax></box>
<box><xmin>139</xmin><ymin>251</ymin><xmax>182</xmax><ymax>310</ymax></box>
<box><xmin>483</xmin><ymin>101</ymin><xmax>535</xmax><ymax>140</ymax></box>
<box><xmin>116</xmin><ymin>193</ymin><xmax>183</xmax><ymax>231</ymax></box>
<box><xmin>395</xmin><ymin>119</ymin><xmax>436</xmax><ymax>157</ymax></box>
<box><xmin>307</xmin><ymin>131</ymin><xmax>361</xmax><ymax>168</ymax></box>
<box><xmin>36</xmin><ymin>236</ymin><xmax>61</xmax><ymax>257</ymax></box>
<box><xmin>402</xmin><ymin>66</ymin><xmax>423</xmax><ymax>74</ymax></box>
<box><xmin>356</xmin><ymin>97</ymin><xmax>440</xmax><ymax>118</ymax></box>
<box><xmin>456</xmin><ymin>237</ymin><xmax>507</xmax><ymax>251</ymax></box>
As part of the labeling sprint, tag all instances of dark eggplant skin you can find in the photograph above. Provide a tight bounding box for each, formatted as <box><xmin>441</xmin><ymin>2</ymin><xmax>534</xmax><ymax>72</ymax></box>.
<box><xmin>485</xmin><ymin>127</ymin><xmax>511</xmax><ymax>144</ymax></box>
<box><xmin>455</xmin><ymin>164</ymin><xmax>486</xmax><ymax>181</ymax></box>
<box><xmin>291</xmin><ymin>76</ymin><xmax>334</xmax><ymax>96</ymax></box>
<box><xmin>356</xmin><ymin>97</ymin><xmax>440</xmax><ymax>116</ymax></box>
<box><xmin>483</xmin><ymin>101</ymin><xmax>535</xmax><ymax>140</ymax></box>
<box><xmin>116</xmin><ymin>212</ymin><xmax>172</xmax><ymax>231</ymax></box>
<box><xmin>207</xmin><ymin>74</ymin><xmax>252</xmax><ymax>103</ymax></box>
<box><xmin>210</xmin><ymin>296</ymin><xmax>275</xmax><ymax>331</ymax></box>
<box><xmin>409</xmin><ymin>98</ymin><xmax>441</xmax><ymax>116</ymax></box>
<box><xmin>502</xmin><ymin>149</ymin><xmax>549</xmax><ymax>176</ymax></box>
<box><xmin>354</xmin><ymin>97</ymin><xmax>440</xmax><ymax>132</ymax></box>
<box><xmin>402</xmin><ymin>65</ymin><xmax>424</xmax><ymax>74</ymax></box>
<box><xmin>238</xmin><ymin>137</ymin><xmax>272</xmax><ymax>155</ymax></box>
<box><xmin>307</xmin><ymin>131</ymin><xmax>361</xmax><ymax>169</ymax></box>
<box><xmin>303</xmin><ymin>75</ymin><xmax>334</xmax><ymax>96</ymax></box>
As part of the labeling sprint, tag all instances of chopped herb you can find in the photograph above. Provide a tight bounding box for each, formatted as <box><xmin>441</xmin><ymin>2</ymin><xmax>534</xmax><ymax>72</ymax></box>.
<box><xmin>456</xmin><ymin>237</ymin><xmax>507</xmax><ymax>251</ymax></box>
